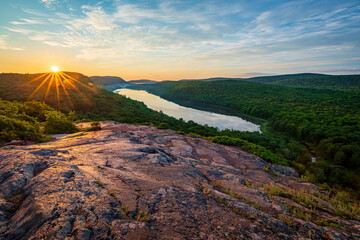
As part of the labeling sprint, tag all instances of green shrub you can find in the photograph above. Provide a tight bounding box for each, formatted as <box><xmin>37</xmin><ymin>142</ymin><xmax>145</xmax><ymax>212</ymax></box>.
<box><xmin>44</xmin><ymin>111</ymin><xmax>78</xmax><ymax>134</ymax></box>
<box><xmin>22</xmin><ymin>101</ymin><xmax>52</xmax><ymax>122</ymax></box>
<box><xmin>208</xmin><ymin>136</ymin><xmax>287</xmax><ymax>165</ymax></box>
<box><xmin>0</xmin><ymin>115</ymin><xmax>39</xmax><ymax>141</ymax></box>
<box><xmin>157</xmin><ymin>122</ymin><xmax>170</xmax><ymax>129</ymax></box>
<box><xmin>86</xmin><ymin>121</ymin><xmax>101</xmax><ymax>131</ymax></box>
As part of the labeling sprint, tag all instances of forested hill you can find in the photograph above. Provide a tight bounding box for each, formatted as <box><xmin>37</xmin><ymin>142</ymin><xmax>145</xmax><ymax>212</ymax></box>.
<box><xmin>241</xmin><ymin>73</ymin><xmax>360</xmax><ymax>91</ymax></box>
<box><xmin>137</xmin><ymin>80</ymin><xmax>360</xmax><ymax>191</ymax></box>
<box><xmin>89</xmin><ymin>76</ymin><xmax>127</xmax><ymax>90</ymax></box>
<box><xmin>165</xmin><ymin>73</ymin><xmax>360</xmax><ymax>91</ymax></box>
<box><xmin>0</xmin><ymin>72</ymin><xmax>180</xmax><ymax>125</ymax></box>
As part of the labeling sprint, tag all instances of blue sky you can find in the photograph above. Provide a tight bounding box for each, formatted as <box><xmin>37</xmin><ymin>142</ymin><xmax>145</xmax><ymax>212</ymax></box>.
<box><xmin>0</xmin><ymin>0</ymin><xmax>359</xmax><ymax>80</ymax></box>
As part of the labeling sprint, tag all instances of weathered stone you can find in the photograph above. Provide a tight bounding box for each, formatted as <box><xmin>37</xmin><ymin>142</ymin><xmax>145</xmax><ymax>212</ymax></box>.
<box><xmin>0</xmin><ymin>121</ymin><xmax>358</xmax><ymax>240</ymax></box>
<box><xmin>137</xmin><ymin>147</ymin><xmax>158</xmax><ymax>153</ymax></box>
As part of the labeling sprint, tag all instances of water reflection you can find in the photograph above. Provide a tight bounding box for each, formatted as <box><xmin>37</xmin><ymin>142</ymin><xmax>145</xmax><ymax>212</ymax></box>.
<box><xmin>114</xmin><ymin>89</ymin><xmax>261</xmax><ymax>132</ymax></box>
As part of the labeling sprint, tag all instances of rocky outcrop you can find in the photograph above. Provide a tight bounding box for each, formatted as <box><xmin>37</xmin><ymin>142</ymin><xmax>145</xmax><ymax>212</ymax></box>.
<box><xmin>0</xmin><ymin>122</ymin><xmax>358</xmax><ymax>239</ymax></box>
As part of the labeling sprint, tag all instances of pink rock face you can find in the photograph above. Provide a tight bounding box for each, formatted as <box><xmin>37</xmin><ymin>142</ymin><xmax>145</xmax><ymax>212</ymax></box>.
<box><xmin>0</xmin><ymin>121</ymin><xmax>358</xmax><ymax>239</ymax></box>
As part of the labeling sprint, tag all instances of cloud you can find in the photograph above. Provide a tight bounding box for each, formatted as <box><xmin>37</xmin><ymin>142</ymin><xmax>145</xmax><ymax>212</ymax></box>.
<box><xmin>113</xmin><ymin>4</ymin><xmax>159</xmax><ymax>24</ymax></box>
<box><xmin>319</xmin><ymin>67</ymin><xmax>360</xmax><ymax>73</ymax></box>
<box><xmin>81</xmin><ymin>6</ymin><xmax>114</xmax><ymax>31</ymax></box>
<box><xmin>22</xmin><ymin>8</ymin><xmax>49</xmax><ymax>17</ymax></box>
<box><xmin>40</xmin><ymin>0</ymin><xmax>58</xmax><ymax>8</ymax></box>
<box><xmin>10</xmin><ymin>18</ymin><xmax>45</xmax><ymax>25</ymax></box>
<box><xmin>4</xmin><ymin>27</ymin><xmax>34</xmax><ymax>35</ymax></box>
<box><xmin>0</xmin><ymin>35</ymin><xmax>23</xmax><ymax>50</ymax></box>
<box><xmin>231</xmin><ymin>72</ymin><xmax>272</xmax><ymax>78</ymax></box>
<box><xmin>201</xmin><ymin>29</ymin><xmax>360</xmax><ymax>60</ymax></box>
<box><xmin>4</xmin><ymin>0</ymin><xmax>359</xmax><ymax>73</ymax></box>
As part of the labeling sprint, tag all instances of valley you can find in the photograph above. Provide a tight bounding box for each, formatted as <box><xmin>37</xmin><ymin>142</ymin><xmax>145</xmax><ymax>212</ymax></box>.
<box><xmin>114</xmin><ymin>88</ymin><xmax>261</xmax><ymax>132</ymax></box>
<box><xmin>126</xmin><ymin>76</ymin><xmax>360</xmax><ymax>193</ymax></box>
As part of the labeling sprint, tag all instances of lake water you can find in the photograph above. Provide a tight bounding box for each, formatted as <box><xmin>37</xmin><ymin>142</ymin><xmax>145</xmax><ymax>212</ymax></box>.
<box><xmin>114</xmin><ymin>89</ymin><xmax>261</xmax><ymax>132</ymax></box>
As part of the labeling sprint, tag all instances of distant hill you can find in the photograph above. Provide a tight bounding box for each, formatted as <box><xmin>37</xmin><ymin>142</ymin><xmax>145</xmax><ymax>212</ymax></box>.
<box><xmin>240</xmin><ymin>73</ymin><xmax>360</xmax><ymax>91</ymax></box>
<box><xmin>179</xmin><ymin>77</ymin><xmax>235</xmax><ymax>82</ymax></box>
<box><xmin>0</xmin><ymin>72</ymin><xmax>96</xmax><ymax>112</ymax></box>
<box><xmin>89</xmin><ymin>76</ymin><xmax>128</xmax><ymax>91</ymax></box>
<box><xmin>129</xmin><ymin>78</ymin><xmax>232</xmax><ymax>84</ymax></box>
<box><xmin>129</xmin><ymin>73</ymin><xmax>360</xmax><ymax>91</ymax></box>
<box><xmin>128</xmin><ymin>79</ymin><xmax>158</xmax><ymax>84</ymax></box>
<box><xmin>162</xmin><ymin>73</ymin><xmax>360</xmax><ymax>91</ymax></box>
<box><xmin>251</xmin><ymin>73</ymin><xmax>357</xmax><ymax>91</ymax></box>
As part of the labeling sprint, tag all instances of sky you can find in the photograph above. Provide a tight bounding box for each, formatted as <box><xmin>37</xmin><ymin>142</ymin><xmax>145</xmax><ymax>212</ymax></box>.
<box><xmin>0</xmin><ymin>0</ymin><xmax>359</xmax><ymax>80</ymax></box>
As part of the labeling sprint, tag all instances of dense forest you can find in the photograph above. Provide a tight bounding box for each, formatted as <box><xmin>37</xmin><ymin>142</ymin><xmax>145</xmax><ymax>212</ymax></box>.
<box><xmin>178</xmin><ymin>73</ymin><xmax>360</xmax><ymax>91</ymax></box>
<box><xmin>0</xmin><ymin>100</ymin><xmax>79</xmax><ymax>143</ymax></box>
<box><xmin>134</xmin><ymin>79</ymin><xmax>360</xmax><ymax>192</ymax></box>
<box><xmin>241</xmin><ymin>73</ymin><xmax>360</xmax><ymax>91</ymax></box>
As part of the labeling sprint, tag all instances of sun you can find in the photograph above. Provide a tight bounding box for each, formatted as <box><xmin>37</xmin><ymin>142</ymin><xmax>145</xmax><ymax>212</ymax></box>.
<box><xmin>51</xmin><ymin>66</ymin><xmax>59</xmax><ymax>72</ymax></box>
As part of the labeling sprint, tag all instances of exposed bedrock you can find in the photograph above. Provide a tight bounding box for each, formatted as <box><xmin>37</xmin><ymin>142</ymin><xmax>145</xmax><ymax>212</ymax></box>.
<box><xmin>0</xmin><ymin>122</ymin><xmax>358</xmax><ymax>239</ymax></box>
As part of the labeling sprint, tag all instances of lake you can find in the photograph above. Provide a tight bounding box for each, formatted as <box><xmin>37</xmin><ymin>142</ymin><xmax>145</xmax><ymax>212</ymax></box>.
<box><xmin>114</xmin><ymin>89</ymin><xmax>261</xmax><ymax>132</ymax></box>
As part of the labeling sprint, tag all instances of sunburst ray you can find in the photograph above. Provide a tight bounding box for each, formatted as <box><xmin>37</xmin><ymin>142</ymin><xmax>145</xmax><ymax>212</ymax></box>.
<box><xmin>61</xmin><ymin>72</ymin><xmax>96</xmax><ymax>91</ymax></box>
<box><xmin>54</xmin><ymin>73</ymin><xmax>61</xmax><ymax>109</ymax></box>
<box><xmin>23</xmin><ymin>72</ymin><xmax>48</xmax><ymax>85</ymax></box>
<box><xmin>58</xmin><ymin>72</ymin><xmax>81</xmax><ymax>92</ymax></box>
<box><xmin>27</xmin><ymin>73</ymin><xmax>53</xmax><ymax>100</ymax></box>
<box><xmin>44</xmin><ymin>73</ymin><xmax>55</xmax><ymax>100</ymax></box>
<box><xmin>58</xmin><ymin>74</ymin><xmax>74</xmax><ymax>108</ymax></box>
<box><xmin>25</xmin><ymin>69</ymin><xmax>94</xmax><ymax>110</ymax></box>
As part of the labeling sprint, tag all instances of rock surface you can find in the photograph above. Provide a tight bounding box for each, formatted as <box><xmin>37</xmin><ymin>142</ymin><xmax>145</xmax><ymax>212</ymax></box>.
<box><xmin>0</xmin><ymin>121</ymin><xmax>358</xmax><ymax>239</ymax></box>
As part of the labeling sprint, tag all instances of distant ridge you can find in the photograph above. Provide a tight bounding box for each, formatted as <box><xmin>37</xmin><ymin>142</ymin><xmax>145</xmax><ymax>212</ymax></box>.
<box><xmin>179</xmin><ymin>77</ymin><xmax>233</xmax><ymax>82</ymax></box>
<box><xmin>128</xmin><ymin>79</ymin><xmax>158</xmax><ymax>84</ymax></box>
<box><xmin>89</xmin><ymin>76</ymin><xmax>128</xmax><ymax>91</ymax></box>
<box><xmin>164</xmin><ymin>73</ymin><xmax>360</xmax><ymax>91</ymax></box>
<box><xmin>241</xmin><ymin>73</ymin><xmax>360</xmax><ymax>91</ymax></box>
<box><xmin>93</xmin><ymin>73</ymin><xmax>360</xmax><ymax>91</ymax></box>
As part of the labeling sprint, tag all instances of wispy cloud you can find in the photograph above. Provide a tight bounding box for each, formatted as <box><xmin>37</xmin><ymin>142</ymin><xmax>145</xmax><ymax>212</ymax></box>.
<box><xmin>10</xmin><ymin>18</ymin><xmax>45</xmax><ymax>25</ymax></box>
<box><xmin>81</xmin><ymin>6</ymin><xmax>114</xmax><ymax>31</ymax></box>
<box><xmin>40</xmin><ymin>0</ymin><xmax>58</xmax><ymax>9</ymax></box>
<box><xmin>1</xmin><ymin>0</ymin><xmax>359</xmax><ymax>77</ymax></box>
<box><xmin>0</xmin><ymin>35</ymin><xmax>23</xmax><ymax>50</ymax></box>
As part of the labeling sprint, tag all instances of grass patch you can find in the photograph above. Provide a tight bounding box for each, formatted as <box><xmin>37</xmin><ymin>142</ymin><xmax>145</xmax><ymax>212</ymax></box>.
<box><xmin>36</xmin><ymin>135</ymin><xmax>56</xmax><ymax>143</ymax></box>
<box><xmin>263</xmin><ymin>184</ymin><xmax>319</xmax><ymax>209</ymax></box>
<box><xmin>210</xmin><ymin>181</ymin><xmax>264</xmax><ymax>211</ymax></box>
<box><xmin>200</xmin><ymin>181</ymin><xmax>211</xmax><ymax>195</ymax></box>
<box><xmin>278</xmin><ymin>214</ymin><xmax>295</xmax><ymax>227</ymax></box>
<box><xmin>135</xmin><ymin>209</ymin><xmax>150</xmax><ymax>222</ymax></box>
<box><xmin>86</xmin><ymin>121</ymin><xmax>101</xmax><ymax>131</ymax></box>
<box><xmin>95</xmin><ymin>180</ymin><xmax>105</xmax><ymax>188</ymax></box>
<box><xmin>121</xmin><ymin>203</ymin><xmax>131</xmax><ymax>219</ymax></box>
<box><xmin>214</xmin><ymin>196</ymin><xmax>228</xmax><ymax>206</ymax></box>
<box><xmin>108</xmin><ymin>190</ymin><xmax>116</xmax><ymax>197</ymax></box>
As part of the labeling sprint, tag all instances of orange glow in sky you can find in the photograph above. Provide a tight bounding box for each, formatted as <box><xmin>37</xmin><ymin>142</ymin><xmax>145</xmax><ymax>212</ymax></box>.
<box><xmin>0</xmin><ymin>0</ymin><xmax>358</xmax><ymax>79</ymax></box>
